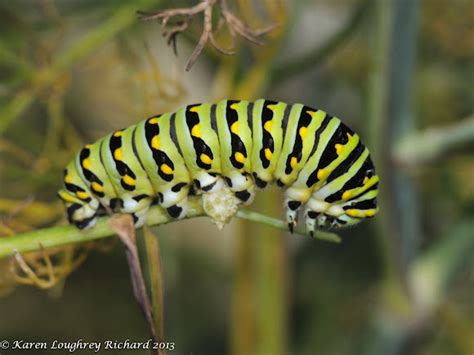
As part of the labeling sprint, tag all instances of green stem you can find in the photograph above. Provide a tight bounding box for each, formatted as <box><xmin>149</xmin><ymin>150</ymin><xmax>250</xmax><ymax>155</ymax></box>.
<box><xmin>367</xmin><ymin>0</ymin><xmax>398</xmax><ymax>288</ymax></box>
<box><xmin>394</xmin><ymin>115</ymin><xmax>474</xmax><ymax>165</ymax></box>
<box><xmin>236</xmin><ymin>209</ymin><xmax>340</xmax><ymax>242</ymax></box>
<box><xmin>143</xmin><ymin>226</ymin><xmax>165</xmax><ymax>352</ymax></box>
<box><xmin>0</xmin><ymin>198</ymin><xmax>340</xmax><ymax>259</ymax></box>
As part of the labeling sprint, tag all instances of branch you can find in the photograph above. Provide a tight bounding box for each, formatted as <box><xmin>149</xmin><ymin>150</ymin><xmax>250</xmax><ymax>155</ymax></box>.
<box><xmin>143</xmin><ymin>227</ymin><xmax>165</xmax><ymax>350</ymax></box>
<box><xmin>394</xmin><ymin>115</ymin><xmax>474</xmax><ymax>166</ymax></box>
<box><xmin>0</xmin><ymin>197</ymin><xmax>340</xmax><ymax>259</ymax></box>
<box><xmin>270</xmin><ymin>0</ymin><xmax>371</xmax><ymax>86</ymax></box>
<box><xmin>109</xmin><ymin>215</ymin><xmax>158</xmax><ymax>352</ymax></box>
<box><xmin>138</xmin><ymin>0</ymin><xmax>276</xmax><ymax>71</ymax></box>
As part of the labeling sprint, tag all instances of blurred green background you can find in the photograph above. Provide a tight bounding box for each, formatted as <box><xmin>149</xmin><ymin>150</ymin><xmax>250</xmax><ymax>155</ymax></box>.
<box><xmin>0</xmin><ymin>0</ymin><xmax>473</xmax><ymax>354</ymax></box>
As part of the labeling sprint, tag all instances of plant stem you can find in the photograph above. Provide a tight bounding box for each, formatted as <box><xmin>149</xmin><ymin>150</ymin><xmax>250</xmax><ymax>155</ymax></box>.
<box><xmin>0</xmin><ymin>197</ymin><xmax>340</xmax><ymax>259</ymax></box>
<box><xmin>394</xmin><ymin>115</ymin><xmax>474</xmax><ymax>165</ymax></box>
<box><xmin>236</xmin><ymin>209</ymin><xmax>340</xmax><ymax>242</ymax></box>
<box><xmin>109</xmin><ymin>215</ymin><xmax>158</xmax><ymax>354</ymax></box>
<box><xmin>143</xmin><ymin>226</ymin><xmax>165</xmax><ymax>352</ymax></box>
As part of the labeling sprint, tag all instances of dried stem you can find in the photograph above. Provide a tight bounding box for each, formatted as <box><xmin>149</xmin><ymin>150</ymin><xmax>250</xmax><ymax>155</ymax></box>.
<box><xmin>109</xmin><ymin>215</ymin><xmax>158</xmax><ymax>355</ymax></box>
<box><xmin>139</xmin><ymin>0</ymin><xmax>276</xmax><ymax>71</ymax></box>
<box><xmin>143</xmin><ymin>227</ymin><xmax>165</xmax><ymax>353</ymax></box>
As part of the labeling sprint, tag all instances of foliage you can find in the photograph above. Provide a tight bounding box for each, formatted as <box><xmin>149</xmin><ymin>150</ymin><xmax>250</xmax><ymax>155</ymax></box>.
<box><xmin>0</xmin><ymin>0</ymin><xmax>473</xmax><ymax>354</ymax></box>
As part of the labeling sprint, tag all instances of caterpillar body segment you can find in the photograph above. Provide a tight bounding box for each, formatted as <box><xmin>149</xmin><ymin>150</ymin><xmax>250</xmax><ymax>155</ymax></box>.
<box><xmin>136</xmin><ymin>113</ymin><xmax>192</xmax><ymax>218</ymax></box>
<box><xmin>59</xmin><ymin>99</ymin><xmax>379</xmax><ymax>235</ymax></box>
<box><xmin>59</xmin><ymin>159</ymin><xmax>101</xmax><ymax>229</ymax></box>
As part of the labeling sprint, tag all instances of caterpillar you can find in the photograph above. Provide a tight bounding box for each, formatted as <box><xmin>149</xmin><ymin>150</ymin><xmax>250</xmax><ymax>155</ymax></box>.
<box><xmin>58</xmin><ymin>99</ymin><xmax>379</xmax><ymax>236</ymax></box>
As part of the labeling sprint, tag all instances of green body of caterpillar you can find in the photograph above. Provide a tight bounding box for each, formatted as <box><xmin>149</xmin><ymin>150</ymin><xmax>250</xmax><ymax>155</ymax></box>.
<box><xmin>58</xmin><ymin>99</ymin><xmax>379</xmax><ymax>235</ymax></box>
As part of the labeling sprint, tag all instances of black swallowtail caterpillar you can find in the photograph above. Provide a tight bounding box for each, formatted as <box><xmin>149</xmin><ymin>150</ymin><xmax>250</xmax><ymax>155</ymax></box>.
<box><xmin>58</xmin><ymin>99</ymin><xmax>379</xmax><ymax>236</ymax></box>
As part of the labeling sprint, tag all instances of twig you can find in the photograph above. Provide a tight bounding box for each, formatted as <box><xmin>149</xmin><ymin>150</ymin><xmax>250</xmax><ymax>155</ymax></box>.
<box><xmin>0</xmin><ymin>197</ymin><xmax>340</xmax><ymax>259</ymax></box>
<box><xmin>138</xmin><ymin>0</ymin><xmax>276</xmax><ymax>71</ymax></box>
<box><xmin>109</xmin><ymin>215</ymin><xmax>158</xmax><ymax>355</ymax></box>
<box><xmin>394</xmin><ymin>115</ymin><xmax>474</xmax><ymax>166</ymax></box>
<box><xmin>165</xmin><ymin>19</ymin><xmax>192</xmax><ymax>55</ymax></box>
<box><xmin>187</xmin><ymin>1</ymin><xmax>214</xmax><ymax>71</ymax></box>
<box><xmin>236</xmin><ymin>210</ymin><xmax>339</xmax><ymax>243</ymax></box>
<box><xmin>219</xmin><ymin>0</ymin><xmax>276</xmax><ymax>46</ymax></box>
<box><xmin>143</xmin><ymin>227</ymin><xmax>165</xmax><ymax>354</ymax></box>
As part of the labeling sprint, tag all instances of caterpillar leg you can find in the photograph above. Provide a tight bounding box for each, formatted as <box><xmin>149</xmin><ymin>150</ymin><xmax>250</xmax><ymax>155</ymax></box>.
<box><xmin>304</xmin><ymin>197</ymin><xmax>344</xmax><ymax>235</ymax></box>
<box><xmin>132</xmin><ymin>210</ymin><xmax>148</xmax><ymax>228</ymax></box>
<box><xmin>304</xmin><ymin>210</ymin><xmax>335</xmax><ymax>236</ymax></box>
<box><xmin>283</xmin><ymin>187</ymin><xmax>312</xmax><ymax>233</ymax></box>
<box><xmin>284</xmin><ymin>200</ymin><xmax>300</xmax><ymax>233</ymax></box>
<box><xmin>74</xmin><ymin>210</ymin><xmax>98</xmax><ymax>229</ymax></box>
<box><xmin>304</xmin><ymin>210</ymin><xmax>317</xmax><ymax>236</ymax></box>
<box><xmin>235</xmin><ymin>184</ymin><xmax>256</xmax><ymax>205</ymax></box>
<box><xmin>158</xmin><ymin>181</ymin><xmax>191</xmax><ymax>220</ymax></box>
<box><xmin>120</xmin><ymin>195</ymin><xmax>153</xmax><ymax>228</ymax></box>
<box><xmin>165</xmin><ymin>199</ymin><xmax>188</xmax><ymax>219</ymax></box>
<box><xmin>192</xmin><ymin>172</ymin><xmax>222</xmax><ymax>194</ymax></box>
<box><xmin>223</xmin><ymin>172</ymin><xmax>256</xmax><ymax>205</ymax></box>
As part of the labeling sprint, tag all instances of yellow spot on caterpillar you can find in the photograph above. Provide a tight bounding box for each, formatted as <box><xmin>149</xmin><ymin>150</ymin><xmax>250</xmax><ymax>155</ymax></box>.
<box><xmin>363</xmin><ymin>176</ymin><xmax>369</xmax><ymax>184</ymax></box>
<box><xmin>191</xmin><ymin>124</ymin><xmax>201</xmax><ymax>138</ymax></box>
<box><xmin>161</xmin><ymin>164</ymin><xmax>173</xmax><ymax>175</ymax></box>
<box><xmin>85</xmin><ymin>144</ymin><xmax>92</xmax><ymax>149</ymax></box>
<box><xmin>231</xmin><ymin>121</ymin><xmax>239</xmax><ymax>134</ymax></box>
<box><xmin>114</xmin><ymin>148</ymin><xmax>123</xmax><ymax>161</ymax></box>
<box><xmin>65</xmin><ymin>174</ymin><xmax>73</xmax><ymax>184</ymax></box>
<box><xmin>200</xmin><ymin>153</ymin><xmax>212</xmax><ymax>165</ymax></box>
<box><xmin>299</xmin><ymin>127</ymin><xmax>307</xmax><ymax>139</ymax></box>
<box><xmin>91</xmin><ymin>182</ymin><xmax>103</xmax><ymax>192</ymax></box>
<box><xmin>346</xmin><ymin>209</ymin><xmax>376</xmax><ymax>218</ymax></box>
<box><xmin>59</xmin><ymin>191</ymin><xmax>76</xmax><ymax>203</ymax></box>
<box><xmin>267</xmin><ymin>104</ymin><xmax>277</xmax><ymax>111</ymax></box>
<box><xmin>122</xmin><ymin>174</ymin><xmax>135</xmax><ymax>186</ymax></box>
<box><xmin>264</xmin><ymin>120</ymin><xmax>273</xmax><ymax>133</ymax></box>
<box><xmin>151</xmin><ymin>135</ymin><xmax>160</xmax><ymax>150</ymax></box>
<box><xmin>114</xmin><ymin>131</ymin><xmax>123</xmax><ymax>137</ymax></box>
<box><xmin>264</xmin><ymin>148</ymin><xmax>273</xmax><ymax>161</ymax></box>
<box><xmin>290</xmin><ymin>156</ymin><xmax>298</xmax><ymax>169</ymax></box>
<box><xmin>149</xmin><ymin>117</ymin><xmax>159</xmax><ymax>124</ymax></box>
<box><xmin>342</xmin><ymin>191</ymin><xmax>352</xmax><ymax>201</ymax></box>
<box><xmin>317</xmin><ymin>169</ymin><xmax>328</xmax><ymax>180</ymax></box>
<box><xmin>306</xmin><ymin>110</ymin><xmax>318</xmax><ymax>118</ymax></box>
<box><xmin>230</xmin><ymin>102</ymin><xmax>239</xmax><ymax>110</ymax></box>
<box><xmin>82</xmin><ymin>158</ymin><xmax>92</xmax><ymax>170</ymax></box>
<box><xmin>235</xmin><ymin>152</ymin><xmax>246</xmax><ymax>164</ymax></box>
<box><xmin>346</xmin><ymin>209</ymin><xmax>356</xmax><ymax>217</ymax></box>
<box><xmin>335</xmin><ymin>144</ymin><xmax>343</xmax><ymax>155</ymax></box>
<box><xmin>190</xmin><ymin>106</ymin><xmax>200</xmax><ymax>113</ymax></box>
<box><xmin>365</xmin><ymin>209</ymin><xmax>376</xmax><ymax>217</ymax></box>
<box><xmin>76</xmin><ymin>191</ymin><xmax>89</xmax><ymax>200</ymax></box>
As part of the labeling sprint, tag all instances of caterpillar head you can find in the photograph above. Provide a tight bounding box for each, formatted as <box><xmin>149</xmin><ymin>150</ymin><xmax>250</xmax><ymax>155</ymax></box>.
<box><xmin>59</xmin><ymin>165</ymin><xmax>100</xmax><ymax>229</ymax></box>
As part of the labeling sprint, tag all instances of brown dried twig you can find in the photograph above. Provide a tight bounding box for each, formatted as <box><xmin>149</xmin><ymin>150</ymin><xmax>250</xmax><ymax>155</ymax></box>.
<box><xmin>138</xmin><ymin>0</ymin><xmax>277</xmax><ymax>71</ymax></box>
<box><xmin>108</xmin><ymin>215</ymin><xmax>160</xmax><ymax>355</ymax></box>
